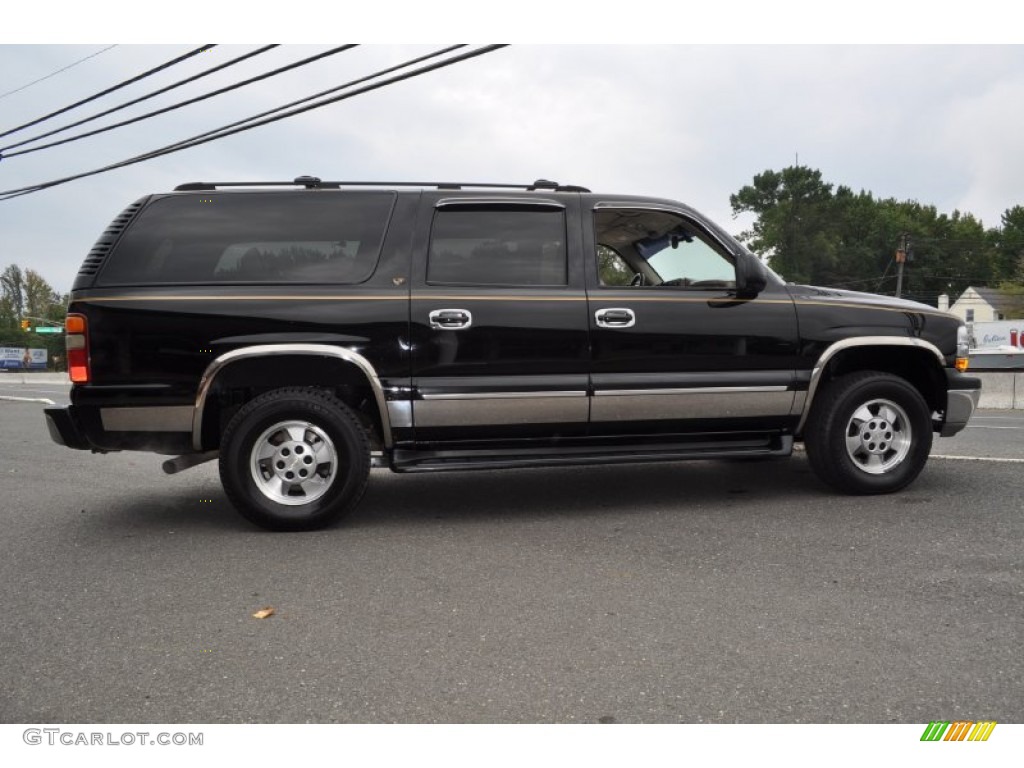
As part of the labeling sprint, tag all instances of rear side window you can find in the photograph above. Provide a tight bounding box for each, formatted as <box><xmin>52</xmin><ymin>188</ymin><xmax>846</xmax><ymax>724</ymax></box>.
<box><xmin>427</xmin><ymin>206</ymin><xmax>567</xmax><ymax>286</ymax></box>
<box><xmin>97</xmin><ymin>192</ymin><xmax>395</xmax><ymax>285</ymax></box>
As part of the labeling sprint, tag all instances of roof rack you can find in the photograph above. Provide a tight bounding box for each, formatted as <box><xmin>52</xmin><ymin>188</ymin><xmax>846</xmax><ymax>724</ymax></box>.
<box><xmin>173</xmin><ymin>176</ymin><xmax>590</xmax><ymax>193</ymax></box>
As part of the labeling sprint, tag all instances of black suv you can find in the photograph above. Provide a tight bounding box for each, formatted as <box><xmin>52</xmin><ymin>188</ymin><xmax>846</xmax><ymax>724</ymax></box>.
<box><xmin>45</xmin><ymin>177</ymin><xmax>982</xmax><ymax>530</ymax></box>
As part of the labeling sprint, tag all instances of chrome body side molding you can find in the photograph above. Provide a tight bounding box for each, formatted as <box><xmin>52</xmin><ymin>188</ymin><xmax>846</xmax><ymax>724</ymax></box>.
<box><xmin>591</xmin><ymin>386</ymin><xmax>793</xmax><ymax>423</ymax></box>
<box><xmin>594</xmin><ymin>386</ymin><xmax>789</xmax><ymax>397</ymax></box>
<box><xmin>413</xmin><ymin>391</ymin><xmax>589</xmax><ymax>428</ymax></box>
<box><xmin>420</xmin><ymin>390</ymin><xmax>587</xmax><ymax>400</ymax></box>
<box><xmin>795</xmin><ymin>337</ymin><xmax>946</xmax><ymax>435</ymax></box>
<box><xmin>192</xmin><ymin>344</ymin><xmax>394</xmax><ymax>451</ymax></box>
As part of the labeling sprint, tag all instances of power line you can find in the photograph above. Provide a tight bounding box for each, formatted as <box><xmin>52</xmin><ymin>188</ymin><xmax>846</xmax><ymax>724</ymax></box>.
<box><xmin>1</xmin><ymin>45</ymin><xmax>279</xmax><ymax>155</ymax></box>
<box><xmin>0</xmin><ymin>45</ymin><xmax>216</xmax><ymax>140</ymax></box>
<box><xmin>0</xmin><ymin>45</ymin><xmax>508</xmax><ymax>201</ymax></box>
<box><xmin>875</xmin><ymin>258</ymin><xmax>894</xmax><ymax>293</ymax></box>
<box><xmin>0</xmin><ymin>45</ymin><xmax>356</xmax><ymax>160</ymax></box>
<box><xmin>134</xmin><ymin>45</ymin><xmax>465</xmax><ymax>161</ymax></box>
<box><xmin>825</xmin><ymin>275</ymin><xmax>895</xmax><ymax>288</ymax></box>
<box><xmin>0</xmin><ymin>45</ymin><xmax>117</xmax><ymax>102</ymax></box>
<box><xmin>131</xmin><ymin>45</ymin><xmax>503</xmax><ymax>166</ymax></box>
<box><xmin>0</xmin><ymin>45</ymin><xmax>478</xmax><ymax>199</ymax></box>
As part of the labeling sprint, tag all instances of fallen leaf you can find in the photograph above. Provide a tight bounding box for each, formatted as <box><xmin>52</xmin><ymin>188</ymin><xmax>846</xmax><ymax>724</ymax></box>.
<box><xmin>252</xmin><ymin>607</ymin><xmax>275</xmax><ymax>619</ymax></box>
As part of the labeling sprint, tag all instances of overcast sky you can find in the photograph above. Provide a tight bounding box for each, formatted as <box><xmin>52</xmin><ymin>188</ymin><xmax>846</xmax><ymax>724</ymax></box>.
<box><xmin>1</xmin><ymin>34</ymin><xmax>1022</xmax><ymax>292</ymax></box>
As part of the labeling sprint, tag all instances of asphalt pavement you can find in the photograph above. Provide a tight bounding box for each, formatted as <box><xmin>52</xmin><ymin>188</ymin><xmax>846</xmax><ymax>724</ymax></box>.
<box><xmin>1</xmin><ymin>385</ymin><xmax>1021</xmax><ymax>723</ymax></box>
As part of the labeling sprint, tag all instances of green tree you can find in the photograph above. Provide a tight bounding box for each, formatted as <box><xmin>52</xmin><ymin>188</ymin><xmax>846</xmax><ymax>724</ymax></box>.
<box><xmin>995</xmin><ymin>210</ymin><xmax>1024</xmax><ymax>318</ymax></box>
<box><xmin>0</xmin><ymin>264</ymin><xmax>25</xmax><ymax>328</ymax></box>
<box><xmin>827</xmin><ymin>187</ymin><xmax>900</xmax><ymax>292</ymax></box>
<box><xmin>730</xmin><ymin>166</ymin><xmax>1013</xmax><ymax>305</ymax></box>
<box><xmin>889</xmin><ymin>205</ymin><xmax>994</xmax><ymax>305</ymax></box>
<box><xmin>24</xmin><ymin>269</ymin><xmax>64</xmax><ymax>323</ymax></box>
<box><xmin>0</xmin><ymin>265</ymin><xmax>67</xmax><ymax>367</ymax></box>
<box><xmin>993</xmin><ymin>206</ymin><xmax>1024</xmax><ymax>280</ymax></box>
<box><xmin>730</xmin><ymin>166</ymin><xmax>837</xmax><ymax>284</ymax></box>
<box><xmin>997</xmin><ymin>279</ymin><xmax>1024</xmax><ymax>319</ymax></box>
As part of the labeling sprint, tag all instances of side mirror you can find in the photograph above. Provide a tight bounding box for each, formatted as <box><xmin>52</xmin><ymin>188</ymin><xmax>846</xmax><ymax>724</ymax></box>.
<box><xmin>735</xmin><ymin>254</ymin><xmax>768</xmax><ymax>297</ymax></box>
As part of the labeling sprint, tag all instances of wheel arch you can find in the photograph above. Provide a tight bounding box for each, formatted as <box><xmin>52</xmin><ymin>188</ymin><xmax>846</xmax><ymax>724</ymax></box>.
<box><xmin>796</xmin><ymin>337</ymin><xmax>947</xmax><ymax>437</ymax></box>
<box><xmin>192</xmin><ymin>344</ymin><xmax>392</xmax><ymax>452</ymax></box>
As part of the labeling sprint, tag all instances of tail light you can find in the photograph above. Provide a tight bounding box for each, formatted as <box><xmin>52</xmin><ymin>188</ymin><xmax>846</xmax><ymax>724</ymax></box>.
<box><xmin>65</xmin><ymin>313</ymin><xmax>90</xmax><ymax>383</ymax></box>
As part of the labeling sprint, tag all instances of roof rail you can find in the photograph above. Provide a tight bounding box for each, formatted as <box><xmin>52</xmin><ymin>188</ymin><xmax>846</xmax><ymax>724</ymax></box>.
<box><xmin>173</xmin><ymin>177</ymin><xmax>590</xmax><ymax>193</ymax></box>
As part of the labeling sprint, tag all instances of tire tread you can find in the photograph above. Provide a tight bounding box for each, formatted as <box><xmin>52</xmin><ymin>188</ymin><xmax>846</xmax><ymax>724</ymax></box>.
<box><xmin>804</xmin><ymin>371</ymin><xmax>932</xmax><ymax>495</ymax></box>
<box><xmin>219</xmin><ymin>387</ymin><xmax>371</xmax><ymax>531</ymax></box>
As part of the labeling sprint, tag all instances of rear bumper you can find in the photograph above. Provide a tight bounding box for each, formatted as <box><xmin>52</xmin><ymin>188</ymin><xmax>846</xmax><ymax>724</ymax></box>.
<box><xmin>44</xmin><ymin>403</ymin><xmax>193</xmax><ymax>454</ymax></box>
<box><xmin>940</xmin><ymin>372</ymin><xmax>982</xmax><ymax>437</ymax></box>
<box><xmin>44</xmin><ymin>406</ymin><xmax>91</xmax><ymax>450</ymax></box>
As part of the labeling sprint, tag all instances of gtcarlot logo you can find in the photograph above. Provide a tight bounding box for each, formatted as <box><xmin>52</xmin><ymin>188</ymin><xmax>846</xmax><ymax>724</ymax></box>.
<box><xmin>23</xmin><ymin>728</ymin><xmax>203</xmax><ymax>747</ymax></box>
<box><xmin>920</xmin><ymin>721</ymin><xmax>997</xmax><ymax>742</ymax></box>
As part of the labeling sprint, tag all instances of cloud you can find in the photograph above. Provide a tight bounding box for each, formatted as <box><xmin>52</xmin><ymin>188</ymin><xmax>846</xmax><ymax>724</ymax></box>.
<box><xmin>940</xmin><ymin>69</ymin><xmax>1024</xmax><ymax>226</ymax></box>
<box><xmin>1</xmin><ymin>44</ymin><xmax>1023</xmax><ymax>291</ymax></box>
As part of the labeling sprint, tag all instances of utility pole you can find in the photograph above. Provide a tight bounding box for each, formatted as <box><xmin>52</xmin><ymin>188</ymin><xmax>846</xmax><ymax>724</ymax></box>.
<box><xmin>895</xmin><ymin>233</ymin><xmax>908</xmax><ymax>299</ymax></box>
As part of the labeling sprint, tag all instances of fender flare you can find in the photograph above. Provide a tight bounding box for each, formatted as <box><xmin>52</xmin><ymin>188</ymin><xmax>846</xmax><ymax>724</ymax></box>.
<box><xmin>795</xmin><ymin>336</ymin><xmax>945</xmax><ymax>435</ymax></box>
<box><xmin>192</xmin><ymin>344</ymin><xmax>393</xmax><ymax>451</ymax></box>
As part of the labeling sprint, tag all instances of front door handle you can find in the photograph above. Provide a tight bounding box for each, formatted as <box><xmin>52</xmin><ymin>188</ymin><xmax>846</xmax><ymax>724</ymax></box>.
<box><xmin>595</xmin><ymin>307</ymin><xmax>636</xmax><ymax>328</ymax></box>
<box><xmin>429</xmin><ymin>308</ymin><xmax>473</xmax><ymax>330</ymax></box>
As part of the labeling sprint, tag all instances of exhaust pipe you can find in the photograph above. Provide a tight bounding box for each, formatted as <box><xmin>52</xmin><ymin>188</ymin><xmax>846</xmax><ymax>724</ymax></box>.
<box><xmin>162</xmin><ymin>451</ymin><xmax>219</xmax><ymax>475</ymax></box>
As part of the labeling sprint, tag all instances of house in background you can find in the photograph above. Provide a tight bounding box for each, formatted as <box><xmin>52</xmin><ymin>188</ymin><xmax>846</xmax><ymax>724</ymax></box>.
<box><xmin>947</xmin><ymin>287</ymin><xmax>1017</xmax><ymax>324</ymax></box>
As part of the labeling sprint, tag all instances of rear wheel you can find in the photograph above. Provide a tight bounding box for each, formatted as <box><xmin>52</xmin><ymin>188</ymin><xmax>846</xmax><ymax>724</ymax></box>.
<box><xmin>219</xmin><ymin>388</ymin><xmax>370</xmax><ymax>531</ymax></box>
<box><xmin>804</xmin><ymin>372</ymin><xmax>932</xmax><ymax>494</ymax></box>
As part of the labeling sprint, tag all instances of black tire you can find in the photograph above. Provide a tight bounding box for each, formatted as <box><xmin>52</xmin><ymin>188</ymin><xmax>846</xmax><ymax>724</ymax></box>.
<box><xmin>804</xmin><ymin>371</ymin><xmax>932</xmax><ymax>495</ymax></box>
<box><xmin>218</xmin><ymin>387</ymin><xmax>371</xmax><ymax>531</ymax></box>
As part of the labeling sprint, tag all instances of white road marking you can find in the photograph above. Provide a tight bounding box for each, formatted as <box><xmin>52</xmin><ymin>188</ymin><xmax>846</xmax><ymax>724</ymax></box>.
<box><xmin>931</xmin><ymin>454</ymin><xmax>1024</xmax><ymax>463</ymax></box>
<box><xmin>0</xmin><ymin>396</ymin><xmax>56</xmax><ymax>405</ymax></box>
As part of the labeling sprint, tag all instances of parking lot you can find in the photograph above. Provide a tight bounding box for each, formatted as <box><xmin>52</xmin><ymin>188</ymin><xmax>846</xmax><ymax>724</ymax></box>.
<box><xmin>1</xmin><ymin>382</ymin><xmax>1022</xmax><ymax>723</ymax></box>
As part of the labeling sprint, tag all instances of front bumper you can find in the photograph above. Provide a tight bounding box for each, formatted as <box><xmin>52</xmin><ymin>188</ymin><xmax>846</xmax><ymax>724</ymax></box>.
<box><xmin>940</xmin><ymin>371</ymin><xmax>982</xmax><ymax>437</ymax></box>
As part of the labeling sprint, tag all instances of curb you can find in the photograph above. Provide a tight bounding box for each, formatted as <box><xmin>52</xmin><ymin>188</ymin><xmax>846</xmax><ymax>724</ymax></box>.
<box><xmin>0</xmin><ymin>373</ymin><xmax>70</xmax><ymax>384</ymax></box>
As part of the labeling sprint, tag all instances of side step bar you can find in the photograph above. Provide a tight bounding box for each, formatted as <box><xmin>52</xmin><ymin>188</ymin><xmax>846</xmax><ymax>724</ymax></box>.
<box><xmin>391</xmin><ymin>435</ymin><xmax>793</xmax><ymax>473</ymax></box>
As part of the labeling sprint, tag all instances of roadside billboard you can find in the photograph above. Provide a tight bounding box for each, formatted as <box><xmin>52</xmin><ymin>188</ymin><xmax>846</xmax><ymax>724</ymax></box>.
<box><xmin>0</xmin><ymin>347</ymin><xmax>48</xmax><ymax>369</ymax></box>
<box><xmin>971</xmin><ymin>321</ymin><xmax>1023</xmax><ymax>350</ymax></box>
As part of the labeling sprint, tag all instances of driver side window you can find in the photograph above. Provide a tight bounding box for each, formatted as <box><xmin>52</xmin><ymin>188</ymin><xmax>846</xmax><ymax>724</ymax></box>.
<box><xmin>595</xmin><ymin>208</ymin><xmax>735</xmax><ymax>288</ymax></box>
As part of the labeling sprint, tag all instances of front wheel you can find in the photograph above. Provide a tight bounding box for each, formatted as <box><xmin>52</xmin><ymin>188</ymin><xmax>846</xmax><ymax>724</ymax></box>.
<box><xmin>804</xmin><ymin>372</ymin><xmax>933</xmax><ymax>495</ymax></box>
<box><xmin>219</xmin><ymin>388</ymin><xmax>371</xmax><ymax>531</ymax></box>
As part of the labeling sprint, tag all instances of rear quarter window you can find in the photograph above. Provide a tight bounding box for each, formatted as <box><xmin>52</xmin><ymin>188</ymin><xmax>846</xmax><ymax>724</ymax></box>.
<box><xmin>96</xmin><ymin>191</ymin><xmax>396</xmax><ymax>285</ymax></box>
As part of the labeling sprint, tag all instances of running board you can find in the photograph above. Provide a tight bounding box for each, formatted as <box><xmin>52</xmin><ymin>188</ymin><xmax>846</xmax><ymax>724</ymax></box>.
<box><xmin>391</xmin><ymin>435</ymin><xmax>793</xmax><ymax>473</ymax></box>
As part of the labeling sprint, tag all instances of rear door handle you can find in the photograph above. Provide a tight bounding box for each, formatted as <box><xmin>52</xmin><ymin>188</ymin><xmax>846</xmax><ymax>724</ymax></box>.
<box><xmin>595</xmin><ymin>307</ymin><xmax>636</xmax><ymax>328</ymax></box>
<box><xmin>429</xmin><ymin>309</ymin><xmax>473</xmax><ymax>330</ymax></box>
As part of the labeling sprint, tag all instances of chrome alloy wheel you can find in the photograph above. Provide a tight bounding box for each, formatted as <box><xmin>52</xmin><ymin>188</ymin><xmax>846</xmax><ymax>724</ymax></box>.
<box><xmin>844</xmin><ymin>398</ymin><xmax>912</xmax><ymax>475</ymax></box>
<box><xmin>249</xmin><ymin>420</ymin><xmax>338</xmax><ymax>505</ymax></box>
